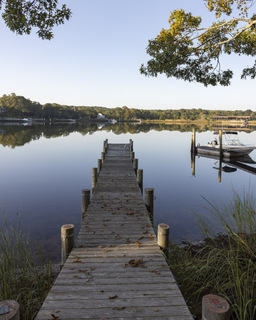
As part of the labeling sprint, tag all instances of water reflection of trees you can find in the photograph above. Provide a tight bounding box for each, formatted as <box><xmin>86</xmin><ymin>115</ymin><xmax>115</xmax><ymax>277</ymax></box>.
<box><xmin>0</xmin><ymin>122</ymin><xmax>244</xmax><ymax>148</ymax></box>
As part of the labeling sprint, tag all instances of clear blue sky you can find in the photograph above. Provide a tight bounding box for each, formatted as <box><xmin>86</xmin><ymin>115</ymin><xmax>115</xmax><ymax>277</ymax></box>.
<box><xmin>0</xmin><ymin>0</ymin><xmax>255</xmax><ymax>110</ymax></box>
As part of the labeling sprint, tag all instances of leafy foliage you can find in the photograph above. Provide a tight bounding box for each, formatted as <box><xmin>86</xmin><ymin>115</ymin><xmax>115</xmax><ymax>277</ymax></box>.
<box><xmin>0</xmin><ymin>94</ymin><xmax>256</xmax><ymax>122</ymax></box>
<box><xmin>0</xmin><ymin>0</ymin><xmax>71</xmax><ymax>39</ymax></box>
<box><xmin>141</xmin><ymin>0</ymin><xmax>256</xmax><ymax>86</ymax></box>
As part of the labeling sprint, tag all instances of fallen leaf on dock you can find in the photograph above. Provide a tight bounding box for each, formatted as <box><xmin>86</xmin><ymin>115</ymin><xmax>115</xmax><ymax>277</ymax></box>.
<box><xmin>112</xmin><ymin>306</ymin><xmax>125</xmax><ymax>310</ymax></box>
<box><xmin>73</xmin><ymin>258</ymin><xmax>82</xmax><ymax>263</ymax></box>
<box><xmin>128</xmin><ymin>258</ymin><xmax>145</xmax><ymax>268</ymax></box>
<box><xmin>134</xmin><ymin>241</ymin><xmax>142</xmax><ymax>247</ymax></box>
<box><xmin>154</xmin><ymin>308</ymin><xmax>159</xmax><ymax>312</ymax></box>
<box><xmin>50</xmin><ymin>314</ymin><xmax>59</xmax><ymax>320</ymax></box>
<box><xmin>108</xmin><ymin>295</ymin><xmax>118</xmax><ymax>299</ymax></box>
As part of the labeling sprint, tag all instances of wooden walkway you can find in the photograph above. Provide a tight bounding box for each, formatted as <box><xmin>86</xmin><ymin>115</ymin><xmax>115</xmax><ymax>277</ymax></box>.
<box><xmin>36</xmin><ymin>142</ymin><xmax>193</xmax><ymax>320</ymax></box>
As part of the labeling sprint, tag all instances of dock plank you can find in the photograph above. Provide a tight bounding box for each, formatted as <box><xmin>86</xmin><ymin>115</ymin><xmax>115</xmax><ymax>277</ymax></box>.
<box><xmin>35</xmin><ymin>142</ymin><xmax>193</xmax><ymax>320</ymax></box>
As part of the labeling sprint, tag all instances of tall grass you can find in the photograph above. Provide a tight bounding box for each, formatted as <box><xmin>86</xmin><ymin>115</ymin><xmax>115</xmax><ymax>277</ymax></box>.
<box><xmin>166</xmin><ymin>189</ymin><xmax>256</xmax><ymax>319</ymax></box>
<box><xmin>0</xmin><ymin>217</ymin><xmax>58</xmax><ymax>319</ymax></box>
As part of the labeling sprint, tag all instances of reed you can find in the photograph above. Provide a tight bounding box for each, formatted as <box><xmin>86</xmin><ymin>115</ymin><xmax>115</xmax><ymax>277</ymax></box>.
<box><xmin>166</xmin><ymin>189</ymin><xmax>256</xmax><ymax>319</ymax></box>
<box><xmin>0</xmin><ymin>217</ymin><xmax>58</xmax><ymax>320</ymax></box>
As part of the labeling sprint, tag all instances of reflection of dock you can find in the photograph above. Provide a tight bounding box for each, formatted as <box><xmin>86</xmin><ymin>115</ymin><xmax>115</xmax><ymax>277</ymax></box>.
<box><xmin>36</xmin><ymin>142</ymin><xmax>193</xmax><ymax>320</ymax></box>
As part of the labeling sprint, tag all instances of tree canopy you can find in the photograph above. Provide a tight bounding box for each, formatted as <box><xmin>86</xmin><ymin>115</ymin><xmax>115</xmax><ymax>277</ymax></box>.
<box><xmin>140</xmin><ymin>0</ymin><xmax>256</xmax><ymax>86</ymax></box>
<box><xmin>0</xmin><ymin>0</ymin><xmax>71</xmax><ymax>39</ymax></box>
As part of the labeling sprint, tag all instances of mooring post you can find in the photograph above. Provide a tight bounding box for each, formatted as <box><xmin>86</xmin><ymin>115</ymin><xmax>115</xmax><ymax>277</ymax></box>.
<box><xmin>0</xmin><ymin>300</ymin><xmax>20</xmax><ymax>320</ymax></box>
<box><xmin>219</xmin><ymin>129</ymin><xmax>223</xmax><ymax>159</ymax></box>
<box><xmin>202</xmin><ymin>294</ymin><xmax>231</xmax><ymax>320</ymax></box>
<box><xmin>92</xmin><ymin>167</ymin><xmax>97</xmax><ymax>194</ymax></box>
<box><xmin>137</xmin><ymin>169</ymin><xmax>143</xmax><ymax>193</ymax></box>
<box><xmin>158</xmin><ymin>223</ymin><xmax>169</xmax><ymax>250</ymax></box>
<box><xmin>61</xmin><ymin>224</ymin><xmax>74</xmax><ymax>265</ymax></box>
<box><xmin>104</xmin><ymin>139</ymin><xmax>108</xmax><ymax>150</ymax></box>
<box><xmin>191</xmin><ymin>128</ymin><xmax>196</xmax><ymax>154</ymax></box>
<box><xmin>144</xmin><ymin>188</ymin><xmax>154</xmax><ymax>220</ymax></box>
<box><xmin>97</xmin><ymin>159</ymin><xmax>102</xmax><ymax>175</ymax></box>
<box><xmin>82</xmin><ymin>189</ymin><xmax>90</xmax><ymax>220</ymax></box>
<box><xmin>133</xmin><ymin>158</ymin><xmax>138</xmax><ymax>174</ymax></box>
<box><xmin>130</xmin><ymin>151</ymin><xmax>135</xmax><ymax>161</ymax></box>
<box><xmin>129</xmin><ymin>139</ymin><xmax>133</xmax><ymax>152</ymax></box>
<box><xmin>101</xmin><ymin>152</ymin><xmax>105</xmax><ymax>163</ymax></box>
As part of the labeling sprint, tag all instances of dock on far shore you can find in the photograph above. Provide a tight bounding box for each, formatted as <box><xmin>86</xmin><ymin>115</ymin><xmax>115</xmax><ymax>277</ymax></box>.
<box><xmin>35</xmin><ymin>140</ymin><xmax>193</xmax><ymax>320</ymax></box>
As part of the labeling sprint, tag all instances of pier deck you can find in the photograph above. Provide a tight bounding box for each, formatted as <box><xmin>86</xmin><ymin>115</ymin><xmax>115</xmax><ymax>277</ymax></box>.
<box><xmin>36</xmin><ymin>142</ymin><xmax>193</xmax><ymax>320</ymax></box>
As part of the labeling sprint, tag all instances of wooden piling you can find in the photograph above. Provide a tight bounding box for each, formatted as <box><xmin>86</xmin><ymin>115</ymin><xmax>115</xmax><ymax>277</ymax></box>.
<box><xmin>61</xmin><ymin>224</ymin><xmax>74</xmax><ymax>265</ymax></box>
<box><xmin>0</xmin><ymin>300</ymin><xmax>19</xmax><ymax>320</ymax></box>
<box><xmin>97</xmin><ymin>159</ymin><xmax>102</xmax><ymax>175</ymax></box>
<box><xmin>133</xmin><ymin>158</ymin><xmax>138</xmax><ymax>174</ymax></box>
<box><xmin>158</xmin><ymin>223</ymin><xmax>169</xmax><ymax>250</ymax></box>
<box><xmin>202</xmin><ymin>294</ymin><xmax>230</xmax><ymax>320</ymax></box>
<box><xmin>144</xmin><ymin>188</ymin><xmax>154</xmax><ymax>219</ymax></box>
<box><xmin>82</xmin><ymin>189</ymin><xmax>90</xmax><ymax>220</ymax></box>
<box><xmin>101</xmin><ymin>152</ymin><xmax>105</xmax><ymax>163</ymax></box>
<box><xmin>130</xmin><ymin>151</ymin><xmax>135</xmax><ymax>161</ymax></box>
<box><xmin>92</xmin><ymin>167</ymin><xmax>97</xmax><ymax>193</ymax></box>
<box><xmin>219</xmin><ymin>129</ymin><xmax>223</xmax><ymax>159</ymax></box>
<box><xmin>137</xmin><ymin>169</ymin><xmax>143</xmax><ymax>193</ymax></box>
<box><xmin>129</xmin><ymin>139</ymin><xmax>133</xmax><ymax>151</ymax></box>
<box><xmin>191</xmin><ymin>128</ymin><xmax>196</xmax><ymax>154</ymax></box>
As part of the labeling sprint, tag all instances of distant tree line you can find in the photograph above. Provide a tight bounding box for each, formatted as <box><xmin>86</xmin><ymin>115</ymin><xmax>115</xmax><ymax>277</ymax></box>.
<box><xmin>0</xmin><ymin>93</ymin><xmax>255</xmax><ymax>121</ymax></box>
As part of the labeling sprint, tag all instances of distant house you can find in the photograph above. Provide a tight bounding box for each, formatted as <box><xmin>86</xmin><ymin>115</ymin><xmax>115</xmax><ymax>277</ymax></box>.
<box><xmin>97</xmin><ymin>113</ymin><xmax>106</xmax><ymax>119</ymax></box>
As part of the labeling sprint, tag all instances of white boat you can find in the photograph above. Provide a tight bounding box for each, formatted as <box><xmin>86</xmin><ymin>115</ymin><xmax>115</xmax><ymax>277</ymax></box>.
<box><xmin>205</xmin><ymin>131</ymin><xmax>256</xmax><ymax>157</ymax></box>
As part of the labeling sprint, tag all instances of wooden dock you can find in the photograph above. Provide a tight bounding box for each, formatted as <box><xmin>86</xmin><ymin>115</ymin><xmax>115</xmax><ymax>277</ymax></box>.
<box><xmin>36</xmin><ymin>142</ymin><xmax>193</xmax><ymax>320</ymax></box>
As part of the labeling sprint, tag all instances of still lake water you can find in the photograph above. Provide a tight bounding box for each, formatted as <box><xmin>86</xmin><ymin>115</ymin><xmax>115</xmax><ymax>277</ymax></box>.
<box><xmin>1</xmin><ymin>123</ymin><xmax>256</xmax><ymax>262</ymax></box>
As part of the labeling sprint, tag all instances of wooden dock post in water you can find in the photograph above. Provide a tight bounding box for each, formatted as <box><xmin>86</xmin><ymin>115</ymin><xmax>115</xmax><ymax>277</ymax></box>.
<box><xmin>158</xmin><ymin>223</ymin><xmax>169</xmax><ymax>250</ymax></box>
<box><xmin>130</xmin><ymin>151</ymin><xmax>135</xmax><ymax>161</ymax></box>
<box><xmin>202</xmin><ymin>294</ymin><xmax>230</xmax><ymax>320</ymax></box>
<box><xmin>97</xmin><ymin>159</ymin><xmax>102</xmax><ymax>175</ymax></box>
<box><xmin>137</xmin><ymin>169</ymin><xmax>143</xmax><ymax>193</ymax></box>
<box><xmin>129</xmin><ymin>139</ymin><xmax>133</xmax><ymax>152</ymax></box>
<box><xmin>191</xmin><ymin>128</ymin><xmax>196</xmax><ymax>154</ymax></box>
<box><xmin>133</xmin><ymin>158</ymin><xmax>138</xmax><ymax>174</ymax></box>
<box><xmin>92</xmin><ymin>167</ymin><xmax>97</xmax><ymax>193</ymax></box>
<box><xmin>81</xmin><ymin>189</ymin><xmax>90</xmax><ymax>220</ymax></box>
<box><xmin>144</xmin><ymin>188</ymin><xmax>154</xmax><ymax>219</ymax></box>
<box><xmin>0</xmin><ymin>300</ymin><xmax>19</xmax><ymax>320</ymax></box>
<box><xmin>219</xmin><ymin>129</ymin><xmax>223</xmax><ymax>159</ymax></box>
<box><xmin>61</xmin><ymin>224</ymin><xmax>74</xmax><ymax>265</ymax></box>
<box><xmin>101</xmin><ymin>151</ymin><xmax>105</xmax><ymax>163</ymax></box>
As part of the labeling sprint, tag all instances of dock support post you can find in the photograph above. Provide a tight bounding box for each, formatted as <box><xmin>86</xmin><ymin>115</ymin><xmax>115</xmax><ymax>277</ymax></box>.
<box><xmin>82</xmin><ymin>189</ymin><xmax>90</xmax><ymax>220</ymax></box>
<box><xmin>133</xmin><ymin>158</ymin><xmax>138</xmax><ymax>174</ymax></box>
<box><xmin>144</xmin><ymin>188</ymin><xmax>154</xmax><ymax>220</ymax></box>
<box><xmin>130</xmin><ymin>151</ymin><xmax>135</xmax><ymax>161</ymax></box>
<box><xmin>92</xmin><ymin>167</ymin><xmax>97</xmax><ymax>194</ymax></box>
<box><xmin>137</xmin><ymin>169</ymin><xmax>143</xmax><ymax>193</ymax></box>
<box><xmin>103</xmin><ymin>139</ymin><xmax>108</xmax><ymax>152</ymax></box>
<box><xmin>191</xmin><ymin>128</ymin><xmax>196</xmax><ymax>154</ymax></box>
<box><xmin>0</xmin><ymin>300</ymin><xmax>20</xmax><ymax>320</ymax></box>
<box><xmin>202</xmin><ymin>294</ymin><xmax>230</xmax><ymax>320</ymax></box>
<box><xmin>219</xmin><ymin>129</ymin><xmax>223</xmax><ymax>159</ymax></box>
<box><xmin>97</xmin><ymin>159</ymin><xmax>102</xmax><ymax>175</ymax></box>
<box><xmin>101</xmin><ymin>152</ymin><xmax>105</xmax><ymax>163</ymax></box>
<box><xmin>158</xmin><ymin>223</ymin><xmax>169</xmax><ymax>250</ymax></box>
<box><xmin>61</xmin><ymin>224</ymin><xmax>74</xmax><ymax>265</ymax></box>
<box><xmin>129</xmin><ymin>139</ymin><xmax>133</xmax><ymax>151</ymax></box>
